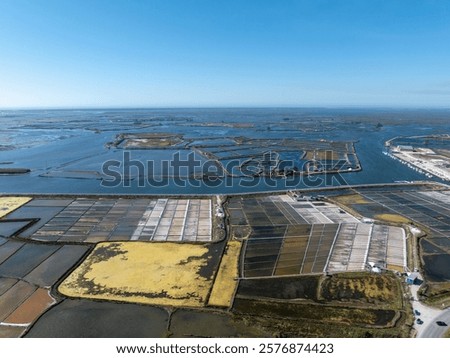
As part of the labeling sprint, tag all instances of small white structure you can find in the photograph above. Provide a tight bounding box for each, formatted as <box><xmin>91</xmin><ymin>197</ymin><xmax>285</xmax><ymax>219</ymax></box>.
<box><xmin>406</xmin><ymin>272</ymin><xmax>420</xmax><ymax>285</ymax></box>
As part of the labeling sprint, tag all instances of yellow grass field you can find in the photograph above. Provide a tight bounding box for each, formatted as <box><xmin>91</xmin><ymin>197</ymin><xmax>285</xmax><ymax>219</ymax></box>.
<box><xmin>59</xmin><ymin>242</ymin><xmax>216</xmax><ymax>307</ymax></box>
<box><xmin>0</xmin><ymin>197</ymin><xmax>31</xmax><ymax>218</ymax></box>
<box><xmin>208</xmin><ymin>240</ymin><xmax>242</xmax><ymax>307</ymax></box>
<box><xmin>332</xmin><ymin>194</ymin><xmax>370</xmax><ymax>205</ymax></box>
<box><xmin>375</xmin><ymin>213</ymin><xmax>410</xmax><ymax>224</ymax></box>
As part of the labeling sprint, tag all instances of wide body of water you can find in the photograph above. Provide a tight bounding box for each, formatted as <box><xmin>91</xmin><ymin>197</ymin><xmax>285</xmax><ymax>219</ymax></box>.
<box><xmin>0</xmin><ymin>108</ymin><xmax>449</xmax><ymax>195</ymax></box>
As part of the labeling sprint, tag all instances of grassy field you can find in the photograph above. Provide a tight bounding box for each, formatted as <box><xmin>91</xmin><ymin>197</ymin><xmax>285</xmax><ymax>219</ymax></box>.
<box><xmin>319</xmin><ymin>272</ymin><xmax>403</xmax><ymax>309</ymax></box>
<box><xmin>374</xmin><ymin>213</ymin><xmax>410</xmax><ymax>224</ymax></box>
<box><xmin>331</xmin><ymin>194</ymin><xmax>370</xmax><ymax>205</ymax></box>
<box><xmin>233</xmin><ymin>298</ymin><xmax>397</xmax><ymax>326</ymax></box>
<box><xmin>233</xmin><ymin>311</ymin><xmax>410</xmax><ymax>338</ymax></box>
<box><xmin>208</xmin><ymin>240</ymin><xmax>242</xmax><ymax>308</ymax></box>
<box><xmin>59</xmin><ymin>242</ymin><xmax>221</xmax><ymax>307</ymax></box>
<box><xmin>230</xmin><ymin>272</ymin><xmax>412</xmax><ymax>337</ymax></box>
<box><xmin>236</xmin><ymin>276</ymin><xmax>321</xmax><ymax>301</ymax></box>
<box><xmin>419</xmin><ymin>281</ymin><xmax>450</xmax><ymax>308</ymax></box>
<box><xmin>236</xmin><ymin>272</ymin><xmax>404</xmax><ymax>309</ymax></box>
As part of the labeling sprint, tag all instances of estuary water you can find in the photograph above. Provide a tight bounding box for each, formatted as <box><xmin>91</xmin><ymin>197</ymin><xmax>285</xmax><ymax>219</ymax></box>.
<box><xmin>0</xmin><ymin>108</ymin><xmax>448</xmax><ymax>195</ymax></box>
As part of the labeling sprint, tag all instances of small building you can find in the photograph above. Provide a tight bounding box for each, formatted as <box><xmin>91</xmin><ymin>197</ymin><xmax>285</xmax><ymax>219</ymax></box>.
<box><xmin>368</xmin><ymin>261</ymin><xmax>385</xmax><ymax>273</ymax></box>
<box><xmin>215</xmin><ymin>208</ymin><xmax>224</xmax><ymax>218</ymax></box>
<box><xmin>372</xmin><ymin>267</ymin><xmax>382</xmax><ymax>274</ymax></box>
<box><xmin>406</xmin><ymin>272</ymin><xmax>420</xmax><ymax>285</ymax></box>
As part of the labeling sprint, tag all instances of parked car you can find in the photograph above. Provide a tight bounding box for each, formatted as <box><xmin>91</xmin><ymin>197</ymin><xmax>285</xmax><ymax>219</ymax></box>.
<box><xmin>416</xmin><ymin>318</ymin><xmax>423</xmax><ymax>325</ymax></box>
<box><xmin>414</xmin><ymin>310</ymin><xmax>421</xmax><ymax>316</ymax></box>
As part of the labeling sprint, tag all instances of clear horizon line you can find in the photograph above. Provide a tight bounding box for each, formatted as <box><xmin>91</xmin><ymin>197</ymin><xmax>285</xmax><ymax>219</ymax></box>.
<box><xmin>2</xmin><ymin>104</ymin><xmax>450</xmax><ymax>111</ymax></box>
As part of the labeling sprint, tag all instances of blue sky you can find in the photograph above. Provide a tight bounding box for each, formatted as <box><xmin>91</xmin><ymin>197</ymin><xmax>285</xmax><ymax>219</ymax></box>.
<box><xmin>1</xmin><ymin>0</ymin><xmax>450</xmax><ymax>108</ymax></box>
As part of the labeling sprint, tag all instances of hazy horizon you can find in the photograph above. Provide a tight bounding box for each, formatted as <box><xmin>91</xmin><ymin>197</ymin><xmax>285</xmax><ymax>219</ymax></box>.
<box><xmin>2</xmin><ymin>105</ymin><xmax>450</xmax><ymax>111</ymax></box>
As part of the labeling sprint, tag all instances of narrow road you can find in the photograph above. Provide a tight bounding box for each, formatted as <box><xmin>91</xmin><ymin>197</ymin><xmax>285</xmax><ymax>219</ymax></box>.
<box><xmin>409</xmin><ymin>273</ymin><xmax>450</xmax><ymax>338</ymax></box>
<box><xmin>418</xmin><ymin>309</ymin><xmax>450</xmax><ymax>338</ymax></box>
